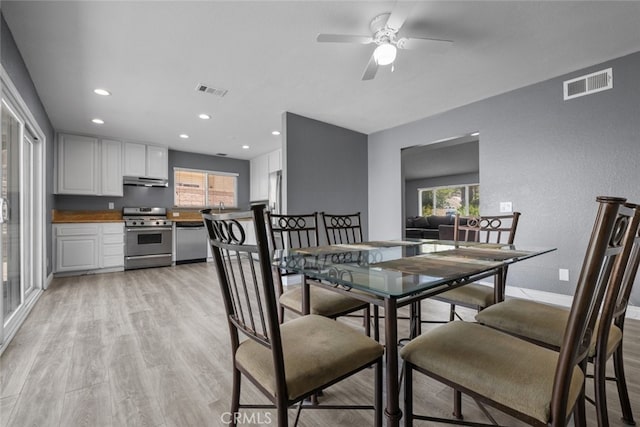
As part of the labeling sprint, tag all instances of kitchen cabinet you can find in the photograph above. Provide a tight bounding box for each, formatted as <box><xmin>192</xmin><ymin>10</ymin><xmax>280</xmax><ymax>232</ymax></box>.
<box><xmin>101</xmin><ymin>139</ymin><xmax>123</xmax><ymax>196</ymax></box>
<box><xmin>250</xmin><ymin>148</ymin><xmax>281</xmax><ymax>201</ymax></box>
<box><xmin>54</xmin><ymin>223</ymin><xmax>124</xmax><ymax>274</ymax></box>
<box><xmin>268</xmin><ymin>148</ymin><xmax>282</xmax><ymax>173</ymax></box>
<box><xmin>56</xmin><ymin>134</ymin><xmax>99</xmax><ymax>195</ymax></box>
<box><xmin>56</xmin><ymin>133</ymin><xmax>123</xmax><ymax>196</ymax></box>
<box><xmin>250</xmin><ymin>154</ymin><xmax>269</xmax><ymax>201</ymax></box>
<box><xmin>101</xmin><ymin>223</ymin><xmax>125</xmax><ymax>268</ymax></box>
<box><xmin>123</xmin><ymin>142</ymin><xmax>168</xmax><ymax>179</ymax></box>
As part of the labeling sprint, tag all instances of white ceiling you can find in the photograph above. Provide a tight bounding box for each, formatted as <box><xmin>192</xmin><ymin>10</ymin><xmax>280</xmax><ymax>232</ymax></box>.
<box><xmin>3</xmin><ymin>1</ymin><xmax>640</xmax><ymax>160</ymax></box>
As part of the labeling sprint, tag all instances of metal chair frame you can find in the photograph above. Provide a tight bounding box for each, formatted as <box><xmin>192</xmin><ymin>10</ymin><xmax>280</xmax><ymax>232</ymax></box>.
<box><xmin>403</xmin><ymin>196</ymin><xmax>634</xmax><ymax>427</ymax></box>
<box><xmin>268</xmin><ymin>211</ymin><xmax>371</xmax><ymax>334</ymax></box>
<box><xmin>430</xmin><ymin>212</ymin><xmax>521</xmax><ymax>322</ymax></box>
<box><xmin>203</xmin><ymin>205</ymin><xmax>383</xmax><ymax>427</ymax></box>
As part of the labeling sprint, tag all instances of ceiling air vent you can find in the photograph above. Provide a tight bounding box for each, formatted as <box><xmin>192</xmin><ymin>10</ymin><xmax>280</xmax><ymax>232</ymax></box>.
<box><xmin>195</xmin><ymin>83</ymin><xmax>228</xmax><ymax>98</ymax></box>
<box><xmin>563</xmin><ymin>68</ymin><xmax>612</xmax><ymax>100</ymax></box>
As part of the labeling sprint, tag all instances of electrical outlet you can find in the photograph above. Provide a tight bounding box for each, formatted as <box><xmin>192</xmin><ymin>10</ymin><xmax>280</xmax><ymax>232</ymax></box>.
<box><xmin>499</xmin><ymin>202</ymin><xmax>512</xmax><ymax>213</ymax></box>
<box><xmin>108</xmin><ymin>202</ymin><xmax>114</xmax><ymax>210</ymax></box>
<box><xmin>173</xmin><ymin>212</ymin><xmax>180</xmax><ymax>217</ymax></box>
<box><xmin>559</xmin><ymin>268</ymin><xmax>569</xmax><ymax>281</ymax></box>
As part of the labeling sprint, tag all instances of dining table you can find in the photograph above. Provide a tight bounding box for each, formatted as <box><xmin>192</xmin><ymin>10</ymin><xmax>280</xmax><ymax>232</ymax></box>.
<box><xmin>274</xmin><ymin>238</ymin><xmax>556</xmax><ymax>427</ymax></box>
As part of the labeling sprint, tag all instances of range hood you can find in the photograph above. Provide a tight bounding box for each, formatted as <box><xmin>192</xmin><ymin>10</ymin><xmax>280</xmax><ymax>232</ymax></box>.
<box><xmin>123</xmin><ymin>176</ymin><xmax>169</xmax><ymax>187</ymax></box>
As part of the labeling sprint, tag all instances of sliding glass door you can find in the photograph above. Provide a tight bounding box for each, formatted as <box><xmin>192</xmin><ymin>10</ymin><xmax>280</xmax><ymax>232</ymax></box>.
<box><xmin>1</xmin><ymin>95</ymin><xmax>42</xmax><ymax>347</ymax></box>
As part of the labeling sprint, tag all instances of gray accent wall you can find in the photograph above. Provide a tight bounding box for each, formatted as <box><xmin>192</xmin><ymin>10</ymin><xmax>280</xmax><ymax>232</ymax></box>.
<box><xmin>54</xmin><ymin>149</ymin><xmax>250</xmax><ymax>211</ymax></box>
<box><xmin>284</xmin><ymin>112</ymin><xmax>368</xmax><ymax>243</ymax></box>
<box><xmin>405</xmin><ymin>173</ymin><xmax>480</xmax><ymax>217</ymax></box>
<box><xmin>1</xmin><ymin>13</ymin><xmax>55</xmax><ymax>276</ymax></box>
<box><xmin>369</xmin><ymin>50</ymin><xmax>640</xmax><ymax>305</ymax></box>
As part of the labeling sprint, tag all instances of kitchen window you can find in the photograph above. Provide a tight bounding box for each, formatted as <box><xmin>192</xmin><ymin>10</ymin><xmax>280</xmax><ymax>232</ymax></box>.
<box><xmin>174</xmin><ymin>168</ymin><xmax>238</xmax><ymax>208</ymax></box>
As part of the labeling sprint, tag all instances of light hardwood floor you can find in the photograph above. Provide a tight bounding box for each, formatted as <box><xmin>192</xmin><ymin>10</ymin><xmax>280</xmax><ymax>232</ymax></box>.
<box><xmin>1</xmin><ymin>262</ymin><xmax>638</xmax><ymax>426</ymax></box>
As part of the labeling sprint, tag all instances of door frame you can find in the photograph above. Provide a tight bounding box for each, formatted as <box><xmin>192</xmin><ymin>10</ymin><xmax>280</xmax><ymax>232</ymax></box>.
<box><xmin>0</xmin><ymin>65</ymin><xmax>47</xmax><ymax>353</ymax></box>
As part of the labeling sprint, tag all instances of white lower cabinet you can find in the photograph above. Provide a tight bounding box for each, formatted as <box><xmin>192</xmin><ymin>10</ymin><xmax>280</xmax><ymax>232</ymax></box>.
<box><xmin>101</xmin><ymin>223</ymin><xmax>125</xmax><ymax>268</ymax></box>
<box><xmin>54</xmin><ymin>223</ymin><xmax>124</xmax><ymax>274</ymax></box>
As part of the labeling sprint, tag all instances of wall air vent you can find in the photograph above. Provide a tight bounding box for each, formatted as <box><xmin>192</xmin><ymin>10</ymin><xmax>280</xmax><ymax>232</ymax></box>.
<box><xmin>195</xmin><ymin>83</ymin><xmax>228</xmax><ymax>98</ymax></box>
<box><xmin>563</xmin><ymin>68</ymin><xmax>612</xmax><ymax>100</ymax></box>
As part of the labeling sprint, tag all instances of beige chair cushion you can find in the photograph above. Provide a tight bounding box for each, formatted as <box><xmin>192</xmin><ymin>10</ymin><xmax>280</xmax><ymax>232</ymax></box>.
<box><xmin>475</xmin><ymin>299</ymin><xmax>622</xmax><ymax>358</ymax></box>
<box><xmin>400</xmin><ymin>322</ymin><xmax>584</xmax><ymax>424</ymax></box>
<box><xmin>434</xmin><ymin>283</ymin><xmax>494</xmax><ymax>308</ymax></box>
<box><xmin>235</xmin><ymin>314</ymin><xmax>384</xmax><ymax>401</ymax></box>
<box><xmin>279</xmin><ymin>284</ymin><xmax>368</xmax><ymax>317</ymax></box>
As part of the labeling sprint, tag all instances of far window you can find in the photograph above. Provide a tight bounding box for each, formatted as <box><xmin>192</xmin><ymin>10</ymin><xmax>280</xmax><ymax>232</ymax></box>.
<box><xmin>174</xmin><ymin>168</ymin><xmax>238</xmax><ymax>208</ymax></box>
<box><xmin>418</xmin><ymin>184</ymin><xmax>479</xmax><ymax>216</ymax></box>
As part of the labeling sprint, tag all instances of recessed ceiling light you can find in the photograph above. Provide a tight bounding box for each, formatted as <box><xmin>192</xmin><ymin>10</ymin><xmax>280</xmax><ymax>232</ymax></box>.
<box><xmin>242</xmin><ymin>145</ymin><xmax>250</xmax><ymax>150</ymax></box>
<box><xmin>179</xmin><ymin>134</ymin><xmax>189</xmax><ymax>139</ymax></box>
<box><xmin>198</xmin><ymin>113</ymin><xmax>211</xmax><ymax>120</ymax></box>
<box><xmin>272</xmin><ymin>130</ymin><xmax>281</xmax><ymax>136</ymax></box>
<box><xmin>93</xmin><ymin>88</ymin><xmax>111</xmax><ymax>96</ymax></box>
<box><xmin>91</xmin><ymin>118</ymin><xmax>104</xmax><ymax>124</ymax></box>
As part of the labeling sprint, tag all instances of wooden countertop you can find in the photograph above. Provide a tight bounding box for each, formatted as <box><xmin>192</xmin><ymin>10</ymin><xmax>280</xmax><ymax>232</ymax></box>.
<box><xmin>52</xmin><ymin>210</ymin><xmax>123</xmax><ymax>223</ymax></box>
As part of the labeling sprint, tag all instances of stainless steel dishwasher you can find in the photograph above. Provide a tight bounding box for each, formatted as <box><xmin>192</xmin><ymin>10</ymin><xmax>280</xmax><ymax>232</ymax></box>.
<box><xmin>175</xmin><ymin>221</ymin><xmax>208</xmax><ymax>264</ymax></box>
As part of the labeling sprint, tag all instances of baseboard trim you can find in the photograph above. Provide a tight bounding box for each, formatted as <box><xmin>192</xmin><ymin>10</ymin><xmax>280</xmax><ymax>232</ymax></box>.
<box><xmin>45</xmin><ymin>272</ymin><xmax>54</xmax><ymax>290</ymax></box>
<box><xmin>503</xmin><ymin>284</ymin><xmax>640</xmax><ymax>321</ymax></box>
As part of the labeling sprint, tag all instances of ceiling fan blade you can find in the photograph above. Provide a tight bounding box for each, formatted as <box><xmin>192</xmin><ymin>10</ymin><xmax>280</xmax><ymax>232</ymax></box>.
<box><xmin>386</xmin><ymin>1</ymin><xmax>415</xmax><ymax>31</ymax></box>
<box><xmin>317</xmin><ymin>34</ymin><xmax>374</xmax><ymax>44</ymax></box>
<box><xmin>396</xmin><ymin>37</ymin><xmax>453</xmax><ymax>53</ymax></box>
<box><xmin>361</xmin><ymin>53</ymin><xmax>379</xmax><ymax>81</ymax></box>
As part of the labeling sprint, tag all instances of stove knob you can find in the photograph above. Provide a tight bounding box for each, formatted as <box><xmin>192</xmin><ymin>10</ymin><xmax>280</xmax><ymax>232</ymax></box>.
<box><xmin>155</xmin><ymin>221</ymin><xmax>160</xmax><ymax>225</ymax></box>
<box><xmin>132</xmin><ymin>221</ymin><xmax>137</xmax><ymax>226</ymax></box>
<box><xmin>163</xmin><ymin>221</ymin><xmax>167</xmax><ymax>225</ymax></box>
<box><xmin>140</xmin><ymin>221</ymin><xmax>145</xmax><ymax>226</ymax></box>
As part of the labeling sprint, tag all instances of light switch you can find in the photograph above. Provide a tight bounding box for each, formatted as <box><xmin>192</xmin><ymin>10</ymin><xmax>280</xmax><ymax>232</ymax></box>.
<box><xmin>108</xmin><ymin>202</ymin><xmax>114</xmax><ymax>210</ymax></box>
<box><xmin>499</xmin><ymin>202</ymin><xmax>512</xmax><ymax>213</ymax></box>
<box><xmin>559</xmin><ymin>268</ymin><xmax>569</xmax><ymax>281</ymax></box>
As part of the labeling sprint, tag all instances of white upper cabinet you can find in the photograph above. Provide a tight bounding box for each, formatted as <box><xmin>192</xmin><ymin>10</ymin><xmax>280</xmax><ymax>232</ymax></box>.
<box><xmin>250</xmin><ymin>153</ymin><xmax>269</xmax><ymax>201</ymax></box>
<box><xmin>267</xmin><ymin>148</ymin><xmax>282</xmax><ymax>173</ymax></box>
<box><xmin>57</xmin><ymin>134</ymin><xmax>99</xmax><ymax>194</ymax></box>
<box><xmin>101</xmin><ymin>139</ymin><xmax>123</xmax><ymax>196</ymax></box>
<box><xmin>250</xmin><ymin>148</ymin><xmax>281</xmax><ymax>201</ymax></box>
<box><xmin>57</xmin><ymin>133</ymin><xmax>121</xmax><ymax>195</ymax></box>
<box><xmin>123</xmin><ymin>142</ymin><xmax>147</xmax><ymax>177</ymax></box>
<box><xmin>146</xmin><ymin>145</ymin><xmax>168</xmax><ymax>179</ymax></box>
<box><xmin>123</xmin><ymin>142</ymin><xmax>168</xmax><ymax>179</ymax></box>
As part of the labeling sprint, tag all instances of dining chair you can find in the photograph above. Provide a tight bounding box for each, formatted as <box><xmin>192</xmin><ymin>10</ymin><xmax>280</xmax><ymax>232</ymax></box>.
<box><xmin>430</xmin><ymin>212</ymin><xmax>521</xmax><ymax>321</ymax></box>
<box><xmin>268</xmin><ymin>211</ymin><xmax>372</xmax><ymax>335</ymax></box>
<box><xmin>321</xmin><ymin>212</ymin><xmax>364</xmax><ymax>244</ymax></box>
<box><xmin>321</xmin><ymin>211</ymin><xmax>383</xmax><ymax>339</ymax></box>
<box><xmin>400</xmin><ymin>196</ymin><xmax>630</xmax><ymax>427</ymax></box>
<box><xmin>476</xmin><ymin>202</ymin><xmax>640</xmax><ymax>427</ymax></box>
<box><xmin>202</xmin><ymin>205</ymin><xmax>384</xmax><ymax>427</ymax></box>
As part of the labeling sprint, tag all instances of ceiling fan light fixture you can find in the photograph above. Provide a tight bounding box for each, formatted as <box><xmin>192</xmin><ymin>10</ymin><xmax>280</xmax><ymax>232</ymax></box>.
<box><xmin>374</xmin><ymin>43</ymin><xmax>397</xmax><ymax>66</ymax></box>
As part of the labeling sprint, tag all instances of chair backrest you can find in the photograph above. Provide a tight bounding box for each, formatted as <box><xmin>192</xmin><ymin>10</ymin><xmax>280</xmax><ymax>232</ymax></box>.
<box><xmin>202</xmin><ymin>205</ymin><xmax>287</xmax><ymax>391</ymax></box>
<box><xmin>268</xmin><ymin>212</ymin><xmax>319</xmax><ymax>250</ymax></box>
<box><xmin>596</xmin><ymin>202</ymin><xmax>640</xmax><ymax>355</ymax></box>
<box><xmin>612</xmin><ymin>213</ymin><xmax>640</xmax><ymax>327</ymax></box>
<box><xmin>550</xmin><ymin>197</ymin><xmax>637</xmax><ymax>422</ymax></box>
<box><xmin>321</xmin><ymin>212</ymin><xmax>363</xmax><ymax>244</ymax></box>
<box><xmin>454</xmin><ymin>212</ymin><xmax>521</xmax><ymax>244</ymax></box>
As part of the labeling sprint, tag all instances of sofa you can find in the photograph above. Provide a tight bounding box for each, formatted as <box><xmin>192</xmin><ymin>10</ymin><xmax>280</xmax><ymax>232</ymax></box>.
<box><xmin>405</xmin><ymin>215</ymin><xmax>468</xmax><ymax>240</ymax></box>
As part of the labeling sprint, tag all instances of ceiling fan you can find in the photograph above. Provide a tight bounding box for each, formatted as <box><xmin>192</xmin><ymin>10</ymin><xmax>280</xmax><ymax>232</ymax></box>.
<box><xmin>317</xmin><ymin>2</ymin><xmax>453</xmax><ymax>80</ymax></box>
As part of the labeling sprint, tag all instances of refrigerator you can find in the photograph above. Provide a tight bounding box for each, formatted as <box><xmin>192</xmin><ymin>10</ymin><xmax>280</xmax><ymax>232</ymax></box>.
<box><xmin>268</xmin><ymin>170</ymin><xmax>282</xmax><ymax>214</ymax></box>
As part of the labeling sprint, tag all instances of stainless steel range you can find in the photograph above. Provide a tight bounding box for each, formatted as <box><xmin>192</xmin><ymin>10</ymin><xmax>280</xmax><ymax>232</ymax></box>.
<box><xmin>123</xmin><ymin>207</ymin><xmax>173</xmax><ymax>270</ymax></box>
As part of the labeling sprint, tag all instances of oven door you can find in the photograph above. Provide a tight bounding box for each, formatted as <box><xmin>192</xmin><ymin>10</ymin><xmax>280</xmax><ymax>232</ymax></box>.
<box><xmin>125</xmin><ymin>227</ymin><xmax>172</xmax><ymax>257</ymax></box>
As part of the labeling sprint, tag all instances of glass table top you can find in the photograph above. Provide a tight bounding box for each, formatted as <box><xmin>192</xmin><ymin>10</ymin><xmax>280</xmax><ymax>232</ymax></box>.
<box><xmin>274</xmin><ymin>239</ymin><xmax>555</xmax><ymax>299</ymax></box>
